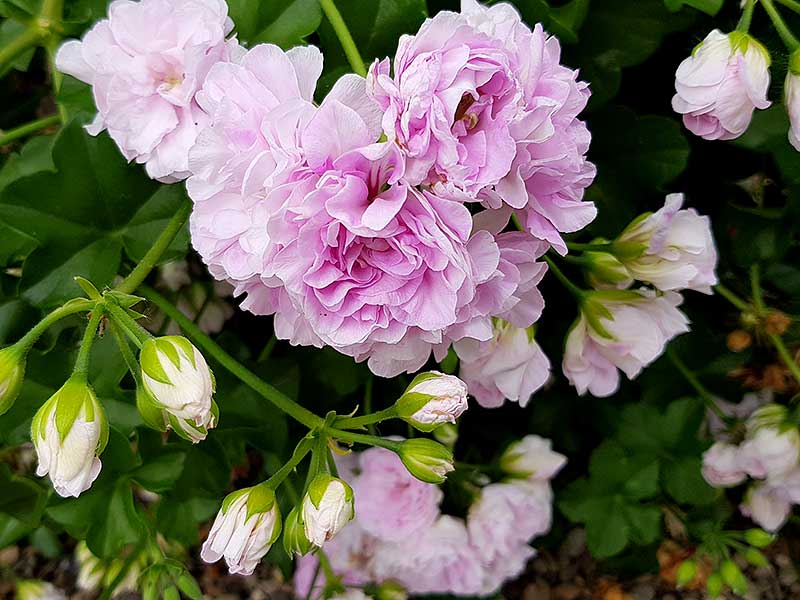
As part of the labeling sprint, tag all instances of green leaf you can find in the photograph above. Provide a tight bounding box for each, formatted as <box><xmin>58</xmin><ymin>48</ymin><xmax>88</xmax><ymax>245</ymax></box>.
<box><xmin>585</xmin><ymin>500</ymin><xmax>630</xmax><ymax>558</ymax></box>
<box><xmin>132</xmin><ymin>450</ymin><xmax>187</xmax><ymax>493</ymax></box>
<box><xmin>0</xmin><ymin>465</ymin><xmax>45</xmax><ymax>526</ymax></box>
<box><xmin>0</xmin><ymin>20</ymin><xmax>35</xmax><ymax>73</ymax></box>
<box><xmin>85</xmin><ymin>477</ymin><xmax>143</xmax><ymax>558</ymax></box>
<box><xmin>664</xmin><ymin>0</ymin><xmax>724</xmax><ymax>15</ymax></box>
<box><xmin>663</xmin><ymin>457</ymin><xmax>718</xmax><ymax>505</ymax></box>
<box><xmin>512</xmin><ymin>0</ymin><xmax>590</xmax><ymax>43</ymax></box>
<box><xmin>623</xmin><ymin>503</ymin><xmax>662</xmax><ymax>545</ymax></box>
<box><xmin>229</xmin><ymin>0</ymin><xmax>322</xmax><ymax>47</ymax></box>
<box><xmin>156</xmin><ymin>496</ymin><xmax>219</xmax><ymax>546</ymax></box>
<box><xmin>622</xmin><ymin>459</ymin><xmax>660</xmax><ymax>500</ymax></box>
<box><xmin>0</xmin><ymin>121</ymin><xmax>189</xmax><ymax>307</ymax></box>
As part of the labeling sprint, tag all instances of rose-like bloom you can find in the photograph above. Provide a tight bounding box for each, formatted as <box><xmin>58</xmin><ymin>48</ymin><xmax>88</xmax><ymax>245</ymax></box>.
<box><xmin>31</xmin><ymin>377</ymin><xmax>107</xmax><ymax>498</ymax></box>
<box><xmin>786</xmin><ymin>52</ymin><xmax>800</xmax><ymax>151</ymax></box>
<box><xmin>139</xmin><ymin>336</ymin><xmax>215</xmax><ymax>428</ymax></box>
<box><xmin>701</xmin><ymin>441</ymin><xmax>747</xmax><ymax>487</ymax></box>
<box><xmin>302</xmin><ymin>475</ymin><xmax>355</xmax><ymax>547</ymax></box>
<box><xmin>55</xmin><ymin>0</ymin><xmax>240</xmax><ymax>181</ymax></box>
<box><xmin>672</xmin><ymin>30</ymin><xmax>771</xmax><ymax>141</ymax></box>
<box><xmin>457</xmin><ymin>321</ymin><xmax>550</xmax><ymax>408</ymax></box>
<box><xmin>352</xmin><ymin>447</ymin><xmax>443</xmax><ymax>541</ymax></box>
<box><xmin>395</xmin><ymin>371</ymin><xmax>468</xmax><ymax>432</ymax></box>
<box><xmin>500</xmin><ymin>435</ymin><xmax>567</xmax><ymax>480</ymax></box>
<box><xmin>201</xmin><ymin>484</ymin><xmax>282</xmax><ymax>576</ymax></box>
<box><xmin>368</xmin><ymin>0</ymin><xmax>596</xmax><ymax>254</ymax></box>
<box><xmin>739</xmin><ymin>426</ymin><xmax>800</xmax><ymax>480</ymax></box>
<box><xmin>562</xmin><ymin>290</ymin><xmax>690</xmax><ymax>397</ymax></box>
<box><xmin>615</xmin><ymin>194</ymin><xmax>718</xmax><ymax>294</ymax></box>
<box><xmin>371</xmin><ymin>516</ymin><xmax>486</xmax><ymax>596</ymax></box>
<box><xmin>0</xmin><ymin>345</ymin><xmax>25</xmax><ymax>416</ymax></box>
<box><xmin>741</xmin><ymin>483</ymin><xmax>792</xmax><ymax>532</ymax></box>
<box><xmin>396</xmin><ymin>438</ymin><xmax>454</xmax><ymax>484</ymax></box>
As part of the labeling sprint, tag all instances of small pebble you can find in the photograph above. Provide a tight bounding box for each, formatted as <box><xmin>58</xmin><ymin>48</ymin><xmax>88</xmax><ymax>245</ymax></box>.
<box><xmin>524</xmin><ymin>581</ymin><xmax>552</xmax><ymax>600</ymax></box>
<box><xmin>553</xmin><ymin>583</ymin><xmax>582</xmax><ymax>600</ymax></box>
<box><xmin>630</xmin><ymin>583</ymin><xmax>655</xmax><ymax>600</ymax></box>
<box><xmin>562</xmin><ymin>528</ymin><xmax>587</xmax><ymax>558</ymax></box>
<box><xmin>0</xmin><ymin>546</ymin><xmax>20</xmax><ymax>567</ymax></box>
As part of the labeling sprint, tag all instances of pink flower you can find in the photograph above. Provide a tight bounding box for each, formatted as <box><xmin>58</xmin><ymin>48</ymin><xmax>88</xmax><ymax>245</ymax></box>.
<box><xmin>500</xmin><ymin>435</ymin><xmax>567</xmax><ymax>481</ymax></box>
<box><xmin>351</xmin><ymin>447</ymin><xmax>443</xmax><ymax>542</ymax></box>
<box><xmin>786</xmin><ymin>62</ymin><xmax>800</xmax><ymax>151</ymax></box>
<box><xmin>672</xmin><ymin>30</ymin><xmax>771</xmax><ymax>141</ymax></box>
<box><xmin>701</xmin><ymin>442</ymin><xmax>747</xmax><ymax>487</ymax></box>
<box><xmin>741</xmin><ymin>483</ymin><xmax>792</xmax><ymax>532</ymax></box>
<box><xmin>562</xmin><ymin>290</ymin><xmax>690</xmax><ymax>397</ymax></box>
<box><xmin>367</xmin><ymin>0</ymin><xmax>596</xmax><ymax>254</ymax></box>
<box><xmin>739</xmin><ymin>426</ymin><xmax>800</xmax><ymax>480</ymax></box>
<box><xmin>456</xmin><ymin>322</ymin><xmax>550</xmax><ymax>408</ymax></box>
<box><xmin>616</xmin><ymin>194</ymin><xmax>718</xmax><ymax>294</ymax></box>
<box><xmin>55</xmin><ymin>0</ymin><xmax>239</xmax><ymax>182</ymax></box>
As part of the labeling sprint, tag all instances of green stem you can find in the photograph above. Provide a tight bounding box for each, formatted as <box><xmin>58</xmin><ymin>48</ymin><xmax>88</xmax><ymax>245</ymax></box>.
<box><xmin>749</xmin><ymin>265</ymin><xmax>768</xmax><ymax>316</ymax></box>
<box><xmin>776</xmin><ymin>0</ymin><xmax>800</xmax><ymax>14</ymax></box>
<box><xmin>769</xmin><ymin>333</ymin><xmax>800</xmax><ymax>386</ymax></box>
<box><xmin>140</xmin><ymin>284</ymin><xmax>324</xmax><ymax>429</ymax></box>
<box><xmin>116</xmin><ymin>199</ymin><xmax>191</xmax><ymax>294</ymax></box>
<box><xmin>318</xmin><ymin>0</ymin><xmax>366</xmax><ymax>76</ymax></box>
<box><xmin>543</xmin><ymin>255</ymin><xmax>585</xmax><ymax>299</ymax></box>
<box><xmin>335</xmin><ymin>406</ymin><xmax>397</xmax><ymax>430</ymax></box>
<box><xmin>668</xmin><ymin>348</ymin><xmax>729</xmax><ymax>422</ymax></box>
<box><xmin>0</xmin><ymin>27</ymin><xmax>46</xmax><ymax>74</ymax></box>
<box><xmin>15</xmin><ymin>298</ymin><xmax>95</xmax><ymax>351</ymax></box>
<box><xmin>266</xmin><ymin>437</ymin><xmax>315</xmax><ymax>488</ymax></box>
<box><xmin>566</xmin><ymin>241</ymin><xmax>613</xmax><ymax>253</ymax></box>
<box><xmin>363</xmin><ymin>374</ymin><xmax>374</xmax><ymax>434</ymax></box>
<box><xmin>738</xmin><ymin>0</ymin><xmax>757</xmax><ymax>31</ymax></box>
<box><xmin>72</xmin><ymin>307</ymin><xmax>104</xmax><ymax>377</ymax></box>
<box><xmin>108</xmin><ymin>318</ymin><xmax>142</xmax><ymax>384</ymax></box>
<box><xmin>104</xmin><ymin>301</ymin><xmax>152</xmax><ymax>347</ymax></box>
<box><xmin>715</xmin><ymin>283</ymin><xmax>752</xmax><ymax>313</ymax></box>
<box><xmin>326</xmin><ymin>427</ymin><xmax>402</xmax><ymax>452</ymax></box>
<box><xmin>0</xmin><ymin>114</ymin><xmax>60</xmax><ymax>146</ymax></box>
<box><xmin>760</xmin><ymin>0</ymin><xmax>800</xmax><ymax>50</ymax></box>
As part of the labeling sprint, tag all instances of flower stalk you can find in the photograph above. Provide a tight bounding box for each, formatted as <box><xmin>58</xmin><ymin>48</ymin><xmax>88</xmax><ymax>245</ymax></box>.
<box><xmin>319</xmin><ymin>0</ymin><xmax>366</xmax><ymax>76</ymax></box>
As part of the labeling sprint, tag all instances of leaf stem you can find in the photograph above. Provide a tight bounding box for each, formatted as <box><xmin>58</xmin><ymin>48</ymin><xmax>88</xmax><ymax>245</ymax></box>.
<box><xmin>108</xmin><ymin>318</ymin><xmax>142</xmax><ymax>384</ymax></box>
<box><xmin>319</xmin><ymin>0</ymin><xmax>367</xmax><ymax>76</ymax></box>
<box><xmin>749</xmin><ymin>265</ymin><xmax>767</xmax><ymax>316</ymax></box>
<box><xmin>15</xmin><ymin>298</ymin><xmax>95</xmax><ymax>351</ymax></box>
<box><xmin>266</xmin><ymin>437</ymin><xmax>315</xmax><ymax>488</ymax></box>
<box><xmin>104</xmin><ymin>301</ymin><xmax>152</xmax><ymax>347</ymax></box>
<box><xmin>565</xmin><ymin>241</ymin><xmax>613</xmax><ymax>253</ymax></box>
<box><xmin>760</xmin><ymin>0</ymin><xmax>800</xmax><ymax>50</ymax></box>
<box><xmin>668</xmin><ymin>348</ymin><xmax>729</xmax><ymax>422</ymax></box>
<box><xmin>738</xmin><ymin>0</ymin><xmax>757</xmax><ymax>31</ymax></box>
<box><xmin>72</xmin><ymin>307</ymin><xmax>104</xmax><ymax>377</ymax></box>
<box><xmin>0</xmin><ymin>27</ymin><xmax>46</xmax><ymax>75</ymax></box>
<box><xmin>326</xmin><ymin>427</ymin><xmax>402</xmax><ymax>452</ymax></box>
<box><xmin>335</xmin><ymin>406</ymin><xmax>397</xmax><ymax>430</ymax></box>
<box><xmin>140</xmin><ymin>284</ymin><xmax>324</xmax><ymax>429</ymax></box>
<box><xmin>768</xmin><ymin>333</ymin><xmax>800</xmax><ymax>387</ymax></box>
<box><xmin>0</xmin><ymin>114</ymin><xmax>61</xmax><ymax>146</ymax></box>
<box><xmin>543</xmin><ymin>255</ymin><xmax>585</xmax><ymax>300</ymax></box>
<box><xmin>116</xmin><ymin>199</ymin><xmax>191</xmax><ymax>294</ymax></box>
<box><xmin>714</xmin><ymin>283</ymin><xmax>751</xmax><ymax>313</ymax></box>
<box><xmin>776</xmin><ymin>0</ymin><xmax>800</xmax><ymax>14</ymax></box>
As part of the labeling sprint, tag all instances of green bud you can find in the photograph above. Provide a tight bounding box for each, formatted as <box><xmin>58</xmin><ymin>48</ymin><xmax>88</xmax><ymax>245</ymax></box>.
<box><xmin>720</xmin><ymin>559</ymin><xmax>748</xmax><ymax>595</ymax></box>
<box><xmin>584</xmin><ymin>251</ymin><xmax>633</xmax><ymax>289</ymax></box>
<box><xmin>744</xmin><ymin>547</ymin><xmax>769</xmax><ymax>568</ymax></box>
<box><xmin>177</xmin><ymin>572</ymin><xmax>203</xmax><ymax>600</ymax></box>
<box><xmin>433</xmin><ymin>422</ymin><xmax>458</xmax><ymax>449</ymax></box>
<box><xmin>744</xmin><ymin>528</ymin><xmax>775</xmax><ymax>548</ymax></box>
<box><xmin>790</xmin><ymin>49</ymin><xmax>800</xmax><ymax>76</ymax></box>
<box><xmin>0</xmin><ymin>345</ymin><xmax>25</xmax><ymax>416</ymax></box>
<box><xmin>283</xmin><ymin>506</ymin><xmax>313</xmax><ymax>557</ymax></box>
<box><xmin>136</xmin><ymin>385</ymin><xmax>167</xmax><ymax>432</ymax></box>
<box><xmin>396</xmin><ymin>438</ymin><xmax>454</xmax><ymax>484</ymax></box>
<box><xmin>376</xmin><ymin>580</ymin><xmax>408</xmax><ymax>600</ymax></box>
<box><xmin>676</xmin><ymin>559</ymin><xmax>697</xmax><ymax>587</ymax></box>
<box><xmin>706</xmin><ymin>573</ymin><xmax>723</xmax><ymax>598</ymax></box>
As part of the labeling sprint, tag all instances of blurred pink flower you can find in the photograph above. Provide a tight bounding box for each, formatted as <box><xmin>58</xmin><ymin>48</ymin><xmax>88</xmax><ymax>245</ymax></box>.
<box><xmin>702</xmin><ymin>441</ymin><xmax>747</xmax><ymax>487</ymax></box>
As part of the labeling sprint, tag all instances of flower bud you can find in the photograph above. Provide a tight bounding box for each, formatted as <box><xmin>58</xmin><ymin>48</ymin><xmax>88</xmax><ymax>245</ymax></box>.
<box><xmin>201</xmin><ymin>484</ymin><xmax>282</xmax><ymax>576</ymax></box>
<box><xmin>136</xmin><ymin>385</ymin><xmax>217</xmax><ymax>444</ymax></box>
<box><xmin>0</xmin><ymin>345</ymin><xmax>25</xmax><ymax>416</ymax></box>
<box><xmin>706</xmin><ymin>573</ymin><xmax>723</xmax><ymax>598</ymax></box>
<box><xmin>744</xmin><ymin>547</ymin><xmax>769</xmax><ymax>568</ymax></box>
<box><xmin>500</xmin><ymin>435</ymin><xmax>567</xmax><ymax>481</ymax></box>
<box><xmin>701</xmin><ymin>441</ymin><xmax>746</xmax><ymax>487</ymax></box>
<box><xmin>396</xmin><ymin>438</ymin><xmax>454</xmax><ymax>484</ymax></box>
<box><xmin>739</xmin><ymin>425</ymin><xmax>800</xmax><ymax>479</ymax></box>
<box><xmin>140</xmin><ymin>336</ymin><xmax>215</xmax><ymax>429</ymax></box>
<box><xmin>31</xmin><ymin>376</ymin><xmax>107</xmax><ymax>497</ymax></box>
<box><xmin>720</xmin><ymin>559</ymin><xmax>747</xmax><ymax>595</ymax></box>
<box><xmin>302</xmin><ymin>474</ymin><xmax>355</xmax><ymax>547</ymax></box>
<box><xmin>283</xmin><ymin>505</ymin><xmax>313</xmax><ymax>557</ymax></box>
<box><xmin>432</xmin><ymin>422</ymin><xmax>458</xmax><ymax>449</ymax></box>
<box><xmin>16</xmin><ymin>580</ymin><xmax>66</xmax><ymax>600</ymax></box>
<box><xmin>395</xmin><ymin>371</ymin><xmax>468</xmax><ymax>432</ymax></box>
<box><xmin>376</xmin><ymin>581</ymin><xmax>408</xmax><ymax>600</ymax></box>
<box><xmin>583</xmin><ymin>251</ymin><xmax>633</xmax><ymax>289</ymax></box>
<box><xmin>676</xmin><ymin>559</ymin><xmax>697</xmax><ymax>588</ymax></box>
<box><xmin>744</xmin><ymin>528</ymin><xmax>774</xmax><ymax>548</ymax></box>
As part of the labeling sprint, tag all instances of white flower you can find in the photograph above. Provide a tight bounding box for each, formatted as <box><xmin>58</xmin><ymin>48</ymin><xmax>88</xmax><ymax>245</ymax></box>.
<box><xmin>140</xmin><ymin>336</ymin><xmax>215</xmax><ymax>427</ymax></box>
<box><xmin>31</xmin><ymin>377</ymin><xmax>107</xmax><ymax>498</ymax></box>
<box><xmin>741</xmin><ymin>483</ymin><xmax>792</xmax><ymax>532</ymax></box>
<box><xmin>615</xmin><ymin>194</ymin><xmax>718</xmax><ymax>294</ymax></box>
<box><xmin>701</xmin><ymin>441</ymin><xmax>747</xmax><ymax>487</ymax></box>
<box><xmin>302</xmin><ymin>475</ymin><xmax>355</xmax><ymax>547</ymax></box>
<box><xmin>395</xmin><ymin>371</ymin><xmax>468</xmax><ymax>432</ymax></box>
<box><xmin>786</xmin><ymin>53</ymin><xmax>800</xmax><ymax>151</ymax></box>
<box><xmin>500</xmin><ymin>435</ymin><xmax>567</xmax><ymax>480</ymax></box>
<box><xmin>201</xmin><ymin>484</ymin><xmax>282</xmax><ymax>576</ymax></box>
<box><xmin>562</xmin><ymin>290</ymin><xmax>690</xmax><ymax>397</ymax></box>
<box><xmin>739</xmin><ymin>426</ymin><xmax>800</xmax><ymax>480</ymax></box>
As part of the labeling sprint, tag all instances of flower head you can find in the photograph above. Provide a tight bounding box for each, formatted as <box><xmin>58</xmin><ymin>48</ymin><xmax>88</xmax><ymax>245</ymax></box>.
<box><xmin>395</xmin><ymin>372</ymin><xmax>468</xmax><ymax>432</ymax></box>
<box><xmin>31</xmin><ymin>376</ymin><xmax>107</xmax><ymax>497</ymax></box>
<box><xmin>672</xmin><ymin>30</ymin><xmax>771</xmax><ymax>141</ymax></box>
<box><xmin>302</xmin><ymin>474</ymin><xmax>355</xmax><ymax>547</ymax></box>
<box><xmin>701</xmin><ymin>441</ymin><xmax>747</xmax><ymax>487</ymax></box>
<box><xmin>500</xmin><ymin>435</ymin><xmax>567</xmax><ymax>480</ymax></box>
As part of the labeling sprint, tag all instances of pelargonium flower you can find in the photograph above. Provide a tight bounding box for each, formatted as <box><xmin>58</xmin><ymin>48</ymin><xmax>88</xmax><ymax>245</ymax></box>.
<box><xmin>562</xmin><ymin>290</ymin><xmax>690</xmax><ymax>397</ymax></box>
<box><xmin>672</xmin><ymin>30</ymin><xmax>771</xmax><ymax>141</ymax></box>
<box><xmin>786</xmin><ymin>52</ymin><xmax>800</xmax><ymax>151</ymax></box>
<box><xmin>702</xmin><ymin>441</ymin><xmax>747</xmax><ymax>488</ymax></box>
<box><xmin>368</xmin><ymin>0</ymin><xmax>596</xmax><ymax>253</ymax></box>
<box><xmin>55</xmin><ymin>0</ymin><xmax>240</xmax><ymax>182</ymax></box>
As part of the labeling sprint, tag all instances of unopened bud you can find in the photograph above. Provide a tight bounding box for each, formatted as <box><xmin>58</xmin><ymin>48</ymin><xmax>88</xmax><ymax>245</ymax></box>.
<box><xmin>283</xmin><ymin>506</ymin><xmax>313</xmax><ymax>557</ymax></box>
<box><xmin>302</xmin><ymin>474</ymin><xmax>355</xmax><ymax>547</ymax></box>
<box><xmin>0</xmin><ymin>345</ymin><xmax>25</xmax><ymax>416</ymax></box>
<box><xmin>744</xmin><ymin>528</ymin><xmax>774</xmax><ymax>548</ymax></box>
<box><xmin>395</xmin><ymin>371</ymin><xmax>468</xmax><ymax>432</ymax></box>
<box><xmin>396</xmin><ymin>438</ymin><xmax>454</xmax><ymax>484</ymax></box>
<box><xmin>584</xmin><ymin>251</ymin><xmax>633</xmax><ymax>289</ymax></box>
<box><xmin>706</xmin><ymin>572</ymin><xmax>723</xmax><ymax>598</ymax></box>
<box><xmin>376</xmin><ymin>580</ymin><xmax>408</xmax><ymax>600</ymax></box>
<box><xmin>500</xmin><ymin>435</ymin><xmax>567</xmax><ymax>481</ymax></box>
<box><xmin>720</xmin><ymin>559</ymin><xmax>748</xmax><ymax>595</ymax></box>
<box><xmin>676</xmin><ymin>560</ymin><xmax>697</xmax><ymax>587</ymax></box>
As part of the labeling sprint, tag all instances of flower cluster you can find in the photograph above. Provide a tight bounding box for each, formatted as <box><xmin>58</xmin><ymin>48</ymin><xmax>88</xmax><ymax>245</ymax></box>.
<box><xmin>702</xmin><ymin>403</ymin><xmax>800</xmax><ymax>532</ymax></box>
<box><xmin>294</xmin><ymin>435</ymin><xmax>566</xmax><ymax>597</ymax></box>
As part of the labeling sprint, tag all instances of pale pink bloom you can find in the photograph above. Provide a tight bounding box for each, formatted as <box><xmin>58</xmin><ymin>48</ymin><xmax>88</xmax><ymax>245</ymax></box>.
<box><xmin>701</xmin><ymin>441</ymin><xmax>747</xmax><ymax>487</ymax></box>
<box><xmin>787</xmin><ymin>69</ymin><xmax>800</xmax><ymax>151</ymax></box>
<box><xmin>707</xmin><ymin>390</ymin><xmax>771</xmax><ymax>440</ymax></box>
<box><xmin>500</xmin><ymin>435</ymin><xmax>567</xmax><ymax>480</ymax></box>
<box><xmin>351</xmin><ymin>447</ymin><xmax>443</xmax><ymax>542</ymax></box>
<box><xmin>562</xmin><ymin>290</ymin><xmax>690</xmax><ymax>397</ymax></box>
<box><xmin>400</xmin><ymin>372</ymin><xmax>469</xmax><ymax>430</ymax></box>
<box><xmin>672</xmin><ymin>30</ymin><xmax>771</xmax><ymax>141</ymax></box>
<box><xmin>368</xmin><ymin>0</ymin><xmax>596</xmax><ymax>253</ymax></box>
<box><xmin>741</xmin><ymin>483</ymin><xmax>792</xmax><ymax>532</ymax></box>
<box><xmin>456</xmin><ymin>322</ymin><xmax>550</xmax><ymax>408</ymax></box>
<box><xmin>55</xmin><ymin>0</ymin><xmax>239</xmax><ymax>181</ymax></box>
<box><xmin>617</xmin><ymin>194</ymin><xmax>718</xmax><ymax>294</ymax></box>
<box><xmin>739</xmin><ymin>426</ymin><xmax>800</xmax><ymax>480</ymax></box>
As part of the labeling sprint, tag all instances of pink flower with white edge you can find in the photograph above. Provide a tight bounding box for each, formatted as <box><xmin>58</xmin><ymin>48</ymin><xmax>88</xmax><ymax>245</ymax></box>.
<box><xmin>456</xmin><ymin>321</ymin><xmax>550</xmax><ymax>408</ymax></box>
<box><xmin>741</xmin><ymin>483</ymin><xmax>792</xmax><ymax>533</ymax></box>
<box><xmin>701</xmin><ymin>441</ymin><xmax>747</xmax><ymax>487</ymax></box>
<box><xmin>672</xmin><ymin>30</ymin><xmax>771</xmax><ymax>141</ymax></box>
<box><xmin>500</xmin><ymin>435</ymin><xmax>567</xmax><ymax>480</ymax></box>
<box><xmin>786</xmin><ymin>51</ymin><xmax>800</xmax><ymax>151</ymax></box>
<box><xmin>396</xmin><ymin>372</ymin><xmax>468</xmax><ymax>432</ymax></box>
<box><xmin>351</xmin><ymin>447</ymin><xmax>443</xmax><ymax>542</ymax></box>
<box><xmin>615</xmin><ymin>194</ymin><xmax>718</xmax><ymax>294</ymax></box>
<box><xmin>562</xmin><ymin>290</ymin><xmax>690</xmax><ymax>397</ymax></box>
<box><xmin>55</xmin><ymin>0</ymin><xmax>240</xmax><ymax>182</ymax></box>
<box><xmin>739</xmin><ymin>426</ymin><xmax>800</xmax><ymax>480</ymax></box>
